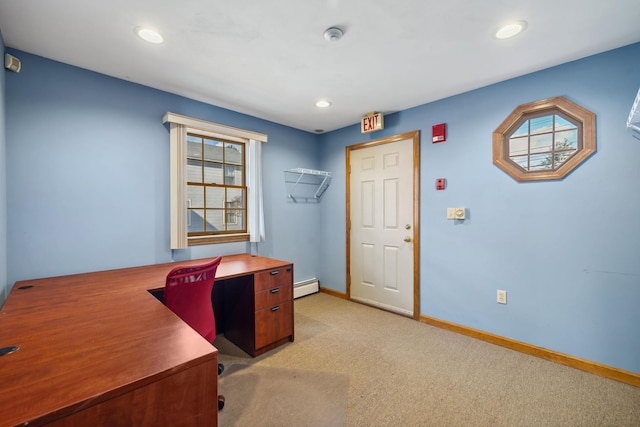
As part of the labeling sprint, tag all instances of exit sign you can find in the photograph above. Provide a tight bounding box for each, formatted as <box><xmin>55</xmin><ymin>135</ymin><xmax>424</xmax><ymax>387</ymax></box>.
<box><xmin>361</xmin><ymin>112</ymin><xmax>384</xmax><ymax>133</ymax></box>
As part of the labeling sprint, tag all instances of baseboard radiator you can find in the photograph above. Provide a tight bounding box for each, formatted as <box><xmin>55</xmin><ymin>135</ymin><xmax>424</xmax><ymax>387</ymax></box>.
<box><xmin>294</xmin><ymin>278</ymin><xmax>320</xmax><ymax>299</ymax></box>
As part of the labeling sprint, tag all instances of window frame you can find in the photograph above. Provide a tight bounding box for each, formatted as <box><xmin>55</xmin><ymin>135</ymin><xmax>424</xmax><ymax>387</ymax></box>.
<box><xmin>163</xmin><ymin>112</ymin><xmax>267</xmax><ymax>248</ymax></box>
<box><xmin>493</xmin><ymin>96</ymin><xmax>596</xmax><ymax>182</ymax></box>
<box><xmin>185</xmin><ymin>132</ymin><xmax>247</xmax><ymax>239</ymax></box>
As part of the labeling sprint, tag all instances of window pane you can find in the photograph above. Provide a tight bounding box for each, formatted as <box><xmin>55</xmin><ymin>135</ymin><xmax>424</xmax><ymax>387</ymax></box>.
<box><xmin>509</xmin><ymin>136</ymin><xmax>528</xmax><ymax>157</ymax></box>
<box><xmin>188</xmin><ymin>209</ymin><xmax>205</xmax><ymax>233</ymax></box>
<box><xmin>206</xmin><ymin>186</ymin><xmax>225</xmax><ymax>209</ymax></box>
<box><xmin>187</xmin><ymin>159</ymin><xmax>203</xmax><ymax>183</ymax></box>
<box><xmin>227</xmin><ymin>187</ymin><xmax>245</xmax><ymax>209</ymax></box>
<box><xmin>225</xmin><ymin>165</ymin><xmax>244</xmax><ymax>185</ymax></box>
<box><xmin>530</xmin><ymin>133</ymin><xmax>553</xmax><ymax>154</ymax></box>
<box><xmin>203</xmin><ymin>138</ymin><xmax>224</xmax><ymax>162</ymax></box>
<box><xmin>555</xmin><ymin>130</ymin><xmax>578</xmax><ymax>151</ymax></box>
<box><xmin>203</xmin><ymin>161</ymin><xmax>223</xmax><ymax>184</ymax></box>
<box><xmin>510</xmin><ymin>155</ymin><xmax>529</xmax><ymax>170</ymax></box>
<box><xmin>554</xmin><ymin>150</ymin><xmax>575</xmax><ymax>168</ymax></box>
<box><xmin>530</xmin><ymin>115</ymin><xmax>553</xmax><ymax>135</ymax></box>
<box><xmin>529</xmin><ymin>153</ymin><xmax>552</xmax><ymax>170</ymax></box>
<box><xmin>511</xmin><ymin>121</ymin><xmax>529</xmax><ymax>138</ymax></box>
<box><xmin>187</xmin><ymin>185</ymin><xmax>204</xmax><ymax>208</ymax></box>
<box><xmin>226</xmin><ymin>210</ymin><xmax>245</xmax><ymax>231</ymax></box>
<box><xmin>225</xmin><ymin>143</ymin><xmax>244</xmax><ymax>165</ymax></box>
<box><xmin>206</xmin><ymin>209</ymin><xmax>224</xmax><ymax>232</ymax></box>
<box><xmin>187</xmin><ymin>136</ymin><xmax>202</xmax><ymax>159</ymax></box>
<box><xmin>555</xmin><ymin>115</ymin><xmax>577</xmax><ymax>131</ymax></box>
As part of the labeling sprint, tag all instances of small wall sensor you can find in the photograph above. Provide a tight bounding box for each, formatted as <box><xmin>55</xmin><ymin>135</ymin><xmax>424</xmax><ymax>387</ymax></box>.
<box><xmin>324</xmin><ymin>27</ymin><xmax>344</xmax><ymax>42</ymax></box>
<box><xmin>4</xmin><ymin>53</ymin><xmax>21</xmax><ymax>73</ymax></box>
<box><xmin>447</xmin><ymin>208</ymin><xmax>466</xmax><ymax>220</ymax></box>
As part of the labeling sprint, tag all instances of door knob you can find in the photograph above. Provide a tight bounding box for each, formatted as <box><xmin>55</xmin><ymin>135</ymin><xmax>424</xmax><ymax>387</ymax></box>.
<box><xmin>405</xmin><ymin>224</ymin><xmax>411</xmax><ymax>230</ymax></box>
<box><xmin>404</xmin><ymin>236</ymin><xmax>412</xmax><ymax>242</ymax></box>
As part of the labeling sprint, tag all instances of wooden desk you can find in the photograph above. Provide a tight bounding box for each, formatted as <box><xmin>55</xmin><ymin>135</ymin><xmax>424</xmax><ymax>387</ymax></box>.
<box><xmin>0</xmin><ymin>254</ymin><xmax>294</xmax><ymax>427</ymax></box>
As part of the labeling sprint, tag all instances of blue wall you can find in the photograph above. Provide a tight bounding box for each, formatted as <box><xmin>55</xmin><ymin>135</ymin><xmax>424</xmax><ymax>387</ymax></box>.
<box><xmin>4</xmin><ymin>49</ymin><xmax>323</xmax><ymax>290</ymax></box>
<box><xmin>319</xmin><ymin>42</ymin><xmax>640</xmax><ymax>374</ymax></box>
<box><xmin>3</xmin><ymin>38</ymin><xmax>639</xmax><ymax>375</ymax></box>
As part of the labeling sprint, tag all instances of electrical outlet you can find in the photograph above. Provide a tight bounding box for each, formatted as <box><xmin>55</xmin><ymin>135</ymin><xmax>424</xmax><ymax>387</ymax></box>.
<box><xmin>497</xmin><ymin>290</ymin><xmax>507</xmax><ymax>304</ymax></box>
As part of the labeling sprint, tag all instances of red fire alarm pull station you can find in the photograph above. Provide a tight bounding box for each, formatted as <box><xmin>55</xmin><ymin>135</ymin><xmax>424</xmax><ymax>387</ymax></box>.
<box><xmin>432</xmin><ymin>123</ymin><xmax>446</xmax><ymax>143</ymax></box>
<box><xmin>436</xmin><ymin>178</ymin><xmax>446</xmax><ymax>190</ymax></box>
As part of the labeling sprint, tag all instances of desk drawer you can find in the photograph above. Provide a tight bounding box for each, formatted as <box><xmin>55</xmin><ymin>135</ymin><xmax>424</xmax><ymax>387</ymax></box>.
<box><xmin>255</xmin><ymin>300</ymin><xmax>293</xmax><ymax>349</ymax></box>
<box><xmin>255</xmin><ymin>266</ymin><xmax>292</xmax><ymax>292</ymax></box>
<box><xmin>255</xmin><ymin>284</ymin><xmax>292</xmax><ymax>311</ymax></box>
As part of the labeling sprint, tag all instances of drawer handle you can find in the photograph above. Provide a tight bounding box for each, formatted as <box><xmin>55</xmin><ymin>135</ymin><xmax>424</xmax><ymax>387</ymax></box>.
<box><xmin>270</xmin><ymin>288</ymin><xmax>280</xmax><ymax>294</ymax></box>
<box><xmin>270</xmin><ymin>270</ymin><xmax>280</xmax><ymax>276</ymax></box>
<box><xmin>271</xmin><ymin>306</ymin><xmax>280</xmax><ymax>312</ymax></box>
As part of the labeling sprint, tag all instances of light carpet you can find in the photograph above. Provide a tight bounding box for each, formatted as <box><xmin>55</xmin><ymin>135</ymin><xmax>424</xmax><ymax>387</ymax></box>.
<box><xmin>215</xmin><ymin>293</ymin><xmax>640</xmax><ymax>426</ymax></box>
<box><xmin>218</xmin><ymin>363</ymin><xmax>349</xmax><ymax>427</ymax></box>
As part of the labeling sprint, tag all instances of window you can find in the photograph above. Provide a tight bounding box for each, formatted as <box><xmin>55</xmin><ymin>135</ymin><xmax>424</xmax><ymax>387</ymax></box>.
<box><xmin>163</xmin><ymin>113</ymin><xmax>267</xmax><ymax>248</ymax></box>
<box><xmin>493</xmin><ymin>97</ymin><xmax>596</xmax><ymax>182</ymax></box>
<box><xmin>186</xmin><ymin>134</ymin><xmax>246</xmax><ymax>236</ymax></box>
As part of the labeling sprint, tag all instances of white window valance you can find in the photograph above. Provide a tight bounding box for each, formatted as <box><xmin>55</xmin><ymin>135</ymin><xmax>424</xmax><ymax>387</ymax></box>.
<box><xmin>163</xmin><ymin>112</ymin><xmax>268</xmax><ymax>142</ymax></box>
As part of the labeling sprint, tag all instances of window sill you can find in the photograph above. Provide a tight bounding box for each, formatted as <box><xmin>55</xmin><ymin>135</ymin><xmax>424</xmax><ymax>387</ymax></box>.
<box><xmin>188</xmin><ymin>234</ymin><xmax>250</xmax><ymax>246</ymax></box>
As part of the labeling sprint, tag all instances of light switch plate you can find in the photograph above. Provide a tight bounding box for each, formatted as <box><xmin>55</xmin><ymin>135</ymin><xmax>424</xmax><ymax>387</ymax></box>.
<box><xmin>497</xmin><ymin>290</ymin><xmax>507</xmax><ymax>304</ymax></box>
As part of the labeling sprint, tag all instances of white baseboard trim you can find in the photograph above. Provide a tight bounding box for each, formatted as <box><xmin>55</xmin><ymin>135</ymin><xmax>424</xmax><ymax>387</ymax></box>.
<box><xmin>294</xmin><ymin>278</ymin><xmax>319</xmax><ymax>299</ymax></box>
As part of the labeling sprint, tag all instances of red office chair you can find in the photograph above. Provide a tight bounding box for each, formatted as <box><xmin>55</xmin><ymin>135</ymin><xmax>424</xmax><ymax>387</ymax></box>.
<box><xmin>164</xmin><ymin>256</ymin><xmax>225</xmax><ymax>410</ymax></box>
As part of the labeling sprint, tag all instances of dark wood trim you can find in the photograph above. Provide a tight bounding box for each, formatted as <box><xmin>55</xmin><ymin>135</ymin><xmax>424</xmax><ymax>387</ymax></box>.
<box><xmin>319</xmin><ymin>287</ymin><xmax>349</xmax><ymax>300</ymax></box>
<box><xmin>345</xmin><ymin>145</ymin><xmax>352</xmax><ymax>298</ymax></box>
<box><xmin>411</xmin><ymin>132</ymin><xmax>420</xmax><ymax>320</ymax></box>
<box><xmin>420</xmin><ymin>315</ymin><xmax>640</xmax><ymax>388</ymax></box>
<box><xmin>189</xmin><ymin>233</ymin><xmax>249</xmax><ymax>245</ymax></box>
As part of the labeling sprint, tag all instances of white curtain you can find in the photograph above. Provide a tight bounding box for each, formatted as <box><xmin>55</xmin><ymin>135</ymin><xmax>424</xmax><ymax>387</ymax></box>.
<box><xmin>247</xmin><ymin>139</ymin><xmax>265</xmax><ymax>243</ymax></box>
<box><xmin>170</xmin><ymin>123</ymin><xmax>188</xmax><ymax>249</ymax></box>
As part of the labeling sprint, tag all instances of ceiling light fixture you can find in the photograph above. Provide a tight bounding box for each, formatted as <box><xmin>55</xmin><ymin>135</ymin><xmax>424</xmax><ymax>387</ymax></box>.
<box><xmin>323</xmin><ymin>27</ymin><xmax>344</xmax><ymax>42</ymax></box>
<box><xmin>316</xmin><ymin>100</ymin><xmax>331</xmax><ymax>108</ymax></box>
<box><xmin>495</xmin><ymin>21</ymin><xmax>527</xmax><ymax>39</ymax></box>
<box><xmin>135</xmin><ymin>26</ymin><xmax>164</xmax><ymax>44</ymax></box>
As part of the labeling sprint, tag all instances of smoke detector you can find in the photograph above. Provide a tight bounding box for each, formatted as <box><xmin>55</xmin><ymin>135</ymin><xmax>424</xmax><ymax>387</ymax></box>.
<box><xmin>324</xmin><ymin>27</ymin><xmax>344</xmax><ymax>42</ymax></box>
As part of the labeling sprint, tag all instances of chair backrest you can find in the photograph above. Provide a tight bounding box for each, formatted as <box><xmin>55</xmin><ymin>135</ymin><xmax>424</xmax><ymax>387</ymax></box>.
<box><xmin>164</xmin><ymin>256</ymin><xmax>222</xmax><ymax>343</ymax></box>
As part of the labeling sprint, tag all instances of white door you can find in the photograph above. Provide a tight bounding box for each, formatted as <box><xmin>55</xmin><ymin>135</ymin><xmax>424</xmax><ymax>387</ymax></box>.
<box><xmin>348</xmin><ymin>132</ymin><xmax>418</xmax><ymax>317</ymax></box>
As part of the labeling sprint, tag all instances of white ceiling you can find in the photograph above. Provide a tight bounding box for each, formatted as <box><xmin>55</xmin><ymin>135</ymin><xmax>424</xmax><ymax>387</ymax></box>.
<box><xmin>1</xmin><ymin>0</ymin><xmax>640</xmax><ymax>133</ymax></box>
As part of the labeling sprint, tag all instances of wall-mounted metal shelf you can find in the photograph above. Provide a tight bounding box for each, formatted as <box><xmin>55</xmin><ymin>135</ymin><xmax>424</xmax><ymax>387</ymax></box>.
<box><xmin>284</xmin><ymin>168</ymin><xmax>331</xmax><ymax>202</ymax></box>
<box><xmin>627</xmin><ymin>87</ymin><xmax>640</xmax><ymax>140</ymax></box>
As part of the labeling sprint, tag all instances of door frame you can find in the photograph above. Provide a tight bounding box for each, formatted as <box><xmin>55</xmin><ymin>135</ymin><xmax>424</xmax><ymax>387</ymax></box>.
<box><xmin>346</xmin><ymin>130</ymin><xmax>421</xmax><ymax>320</ymax></box>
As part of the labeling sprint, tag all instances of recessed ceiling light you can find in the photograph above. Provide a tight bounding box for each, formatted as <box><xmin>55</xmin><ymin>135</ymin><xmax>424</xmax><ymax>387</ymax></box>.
<box><xmin>135</xmin><ymin>27</ymin><xmax>163</xmax><ymax>44</ymax></box>
<box><xmin>495</xmin><ymin>21</ymin><xmax>527</xmax><ymax>39</ymax></box>
<box><xmin>315</xmin><ymin>100</ymin><xmax>331</xmax><ymax>108</ymax></box>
